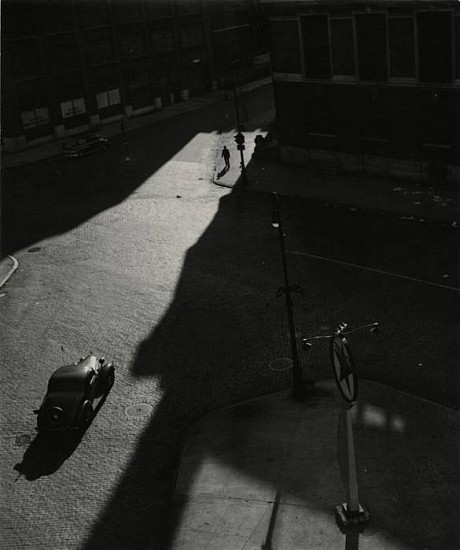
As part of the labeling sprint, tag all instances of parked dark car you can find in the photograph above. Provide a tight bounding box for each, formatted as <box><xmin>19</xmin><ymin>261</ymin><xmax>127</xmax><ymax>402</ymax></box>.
<box><xmin>62</xmin><ymin>133</ymin><xmax>109</xmax><ymax>158</ymax></box>
<box><xmin>35</xmin><ymin>355</ymin><xmax>115</xmax><ymax>432</ymax></box>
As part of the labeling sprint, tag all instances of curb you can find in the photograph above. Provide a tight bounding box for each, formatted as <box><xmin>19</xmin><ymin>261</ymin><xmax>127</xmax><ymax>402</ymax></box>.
<box><xmin>0</xmin><ymin>255</ymin><xmax>19</xmax><ymax>288</ymax></box>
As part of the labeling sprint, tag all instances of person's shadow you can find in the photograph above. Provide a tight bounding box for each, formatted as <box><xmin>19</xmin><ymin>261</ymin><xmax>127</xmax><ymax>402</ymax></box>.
<box><xmin>216</xmin><ymin>166</ymin><xmax>229</xmax><ymax>179</ymax></box>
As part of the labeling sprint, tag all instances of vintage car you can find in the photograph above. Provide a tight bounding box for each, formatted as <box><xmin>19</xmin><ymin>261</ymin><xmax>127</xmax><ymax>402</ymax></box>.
<box><xmin>35</xmin><ymin>355</ymin><xmax>115</xmax><ymax>432</ymax></box>
<box><xmin>62</xmin><ymin>133</ymin><xmax>110</xmax><ymax>158</ymax></box>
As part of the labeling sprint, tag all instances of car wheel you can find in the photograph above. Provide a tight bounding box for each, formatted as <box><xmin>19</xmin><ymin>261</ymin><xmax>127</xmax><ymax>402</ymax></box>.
<box><xmin>78</xmin><ymin>401</ymin><xmax>94</xmax><ymax>429</ymax></box>
<box><xmin>43</xmin><ymin>406</ymin><xmax>64</xmax><ymax>430</ymax></box>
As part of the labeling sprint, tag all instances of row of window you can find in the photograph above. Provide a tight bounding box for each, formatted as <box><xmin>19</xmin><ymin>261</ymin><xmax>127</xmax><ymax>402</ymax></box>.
<box><xmin>3</xmin><ymin>0</ymin><xmax>204</xmax><ymax>39</ymax></box>
<box><xmin>271</xmin><ymin>11</ymin><xmax>460</xmax><ymax>84</ymax></box>
<box><xmin>20</xmin><ymin>88</ymin><xmax>123</xmax><ymax>130</ymax></box>
<box><xmin>9</xmin><ymin>24</ymin><xmax>206</xmax><ymax>79</ymax></box>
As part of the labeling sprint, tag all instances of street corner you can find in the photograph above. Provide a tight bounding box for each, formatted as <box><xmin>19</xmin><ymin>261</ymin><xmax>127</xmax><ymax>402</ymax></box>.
<box><xmin>0</xmin><ymin>255</ymin><xmax>18</xmax><ymax>289</ymax></box>
<box><xmin>213</xmin><ymin>162</ymin><xmax>240</xmax><ymax>189</ymax></box>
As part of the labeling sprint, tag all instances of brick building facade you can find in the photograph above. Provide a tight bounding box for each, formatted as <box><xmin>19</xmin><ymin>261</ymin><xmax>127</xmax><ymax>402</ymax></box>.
<box><xmin>1</xmin><ymin>0</ymin><xmax>270</xmax><ymax>152</ymax></box>
<box><xmin>263</xmin><ymin>0</ymin><xmax>460</xmax><ymax>183</ymax></box>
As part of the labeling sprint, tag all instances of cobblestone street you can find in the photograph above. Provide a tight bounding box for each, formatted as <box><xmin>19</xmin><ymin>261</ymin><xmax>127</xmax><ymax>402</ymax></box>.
<box><xmin>1</xmin><ymin>85</ymin><xmax>458</xmax><ymax>549</ymax></box>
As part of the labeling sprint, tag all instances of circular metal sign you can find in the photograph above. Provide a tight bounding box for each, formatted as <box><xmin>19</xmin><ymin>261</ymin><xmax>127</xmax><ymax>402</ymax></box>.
<box><xmin>125</xmin><ymin>403</ymin><xmax>153</xmax><ymax>418</ymax></box>
<box><xmin>330</xmin><ymin>336</ymin><xmax>358</xmax><ymax>402</ymax></box>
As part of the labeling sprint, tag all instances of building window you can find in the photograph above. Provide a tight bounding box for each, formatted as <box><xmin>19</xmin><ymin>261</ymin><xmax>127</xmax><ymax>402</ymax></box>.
<box><xmin>455</xmin><ymin>17</ymin><xmax>460</xmax><ymax>81</ymax></box>
<box><xmin>125</xmin><ymin>60</ymin><xmax>150</xmax><ymax>85</ymax></box>
<box><xmin>388</xmin><ymin>18</ymin><xmax>415</xmax><ymax>78</ymax></box>
<box><xmin>50</xmin><ymin>42</ymin><xmax>81</xmax><ymax>72</ymax></box>
<box><xmin>180</xmin><ymin>24</ymin><xmax>204</xmax><ymax>48</ymax></box>
<box><xmin>173</xmin><ymin>0</ymin><xmax>202</xmax><ymax>17</ymax></box>
<box><xmin>86</xmin><ymin>29</ymin><xmax>114</xmax><ymax>65</ymax></box>
<box><xmin>113</xmin><ymin>2</ymin><xmax>142</xmax><ymax>23</ymax></box>
<box><xmin>78</xmin><ymin>0</ymin><xmax>109</xmax><ymax>28</ymax></box>
<box><xmin>96</xmin><ymin>89</ymin><xmax>121</xmax><ymax>109</ymax></box>
<box><xmin>21</xmin><ymin>107</ymin><xmax>50</xmax><ymax>129</ymax></box>
<box><xmin>151</xmin><ymin>27</ymin><xmax>175</xmax><ymax>53</ymax></box>
<box><xmin>12</xmin><ymin>43</ymin><xmax>42</xmax><ymax>79</ymax></box>
<box><xmin>145</xmin><ymin>0</ymin><xmax>171</xmax><ymax>19</ymax></box>
<box><xmin>39</xmin><ymin>0</ymin><xmax>73</xmax><ymax>33</ymax></box>
<box><xmin>2</xmin><ymin>1</ymin><xmax>37</xmax><ymax>38</ymax></box>
<box><xmin>417</xmin><ymin>11</ymin><xmax>452</xmax><ymax>84</ymax></box>
<box><xmin>270</xmin><ymin>20</ymin><xmax>301</xmax><ymax>73</ymax></box>
<box><xmin>331</xmin><ymin>19</ymin><xmax>355</xmax><ymax>76</ymax></box>
<box><xmin>356</xmin><ymin>14</ymin><xmax>387</xmax><ymax>81</ymax></box>
<box><xmin>301</xmin><ymin>15</ymin><xmax>331</xmax><ymax>78</ymax></box>
<box><xmin>228</xmin><ymin>36</ymin><xmax>239</xmax><ymax>61</ymax></box>
<box><xmin>60</xmin><ymin>97</ymin><xmax>86</xmax><ymax>118</ymax></box>
<box><xmin>120</xmin><ymin>32</ymin><xmax>145</xmax><ymax>58</ymax></box>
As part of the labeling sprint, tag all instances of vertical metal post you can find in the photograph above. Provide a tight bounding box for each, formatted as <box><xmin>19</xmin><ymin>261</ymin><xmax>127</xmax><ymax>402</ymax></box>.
<box><xmin>272</xmin><ymin>193</ymin><xmax>303</xmax><ymax>397</ymax></box>
<box><xmin>345</xmin><ymin>402</ymin><xmax>360</xmax><ymax>514</ymax></box>
<box><xmin>233</xmin><ymin>87</ymin><xmax>248</xmax><ymax>185</ymax></box>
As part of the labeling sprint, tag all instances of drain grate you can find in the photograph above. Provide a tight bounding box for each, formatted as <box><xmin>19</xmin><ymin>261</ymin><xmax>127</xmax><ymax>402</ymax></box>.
<box><xmin>125</xmin><ymin>403</ymin><xmax>153</xmax><ymax>418</ymax></box>
<box><xmin>15</xmin><ymin>434</ymin><xmax>33</xmax><ymax>447</ymax></box>
<box><xmin>269</xmin><ymin>358</ymin><xmax>293</xmax><ymax>372</ymax></box>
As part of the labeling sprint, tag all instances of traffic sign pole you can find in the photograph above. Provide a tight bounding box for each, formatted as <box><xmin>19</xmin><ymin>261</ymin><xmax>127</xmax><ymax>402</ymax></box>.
<box><xmin>345</xmin><ymin>402</ymin><xmax>359</xmax><ymax>515</ymax></box>
<box><xmin>331</xmin><ymin>328</ymin><xmax>370</xmax><ymax>528</ymax></box>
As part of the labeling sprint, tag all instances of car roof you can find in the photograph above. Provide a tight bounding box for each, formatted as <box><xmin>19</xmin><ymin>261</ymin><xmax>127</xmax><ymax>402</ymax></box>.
<box><xmin>47</xmin><ymin>363</ymin><xmax>94</xmax><ymax>392</ymax></box>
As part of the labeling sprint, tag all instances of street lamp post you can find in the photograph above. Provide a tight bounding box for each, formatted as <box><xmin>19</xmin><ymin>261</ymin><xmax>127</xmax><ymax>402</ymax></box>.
<box><xmin>271</xmin><ymin>192</ymin><xmax>304</xmax><ymax>398</ymax></box>
<box><xmin>231</xmin><ymin>84</ymin><xmax>248</xmax><ymax>185</ymax></box>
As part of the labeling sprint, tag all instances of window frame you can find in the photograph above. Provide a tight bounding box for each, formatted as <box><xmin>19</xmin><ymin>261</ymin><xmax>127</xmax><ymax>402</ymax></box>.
<box><xmin>299</xmin><ymin>12</ymin><xmax>332</xmax><ymax>80</ymax></box>
<box><xmin>416</xmin><ymin>9</ymin><xmax>454</xmax><ymax>85</ymax></box>
<box><xmin>454</xmin><ymin>15</ymin><xmax>460</xmax><ymax>85</ymax></box>
<box><xmin>330</xmin><ymin>16</ymin><xmax>357</xmax><ymax>82</ymax></box>
<box><xmin>21</xmin><ymin>107</ymin><xmax>51</xmax><ymax>129</ymax></box>
<box><xmin>354</xmin><ymin>11</ymin><xmax>388</xmax><ymax>83</ymax></box>
<box><xmin>60</xmin><ymin>97</ymin><xmax>87</xmax><ymax>118</ymax></box>
<box><xmin>387</xmin><ymin>16</ymin><xmax>416</xmax><ymax>84</ymax></box>
<box><xmin>96</xmin><ymin>88</ymin><xmax>121</xmax><ymax>110</ymax></box>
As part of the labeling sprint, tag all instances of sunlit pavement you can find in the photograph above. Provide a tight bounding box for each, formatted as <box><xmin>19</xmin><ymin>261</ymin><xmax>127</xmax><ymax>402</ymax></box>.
<box><xmin>171</xmin><ymin>380</ymin><xmax>460</xmax><ymax>550</ymax></box>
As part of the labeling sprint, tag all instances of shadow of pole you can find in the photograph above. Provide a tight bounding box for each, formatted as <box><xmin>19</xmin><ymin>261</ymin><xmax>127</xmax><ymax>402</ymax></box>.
<box><xmin>261</xmin><ymin>487</ymin><xmax>282</xmax><ymax>550</ymax></box>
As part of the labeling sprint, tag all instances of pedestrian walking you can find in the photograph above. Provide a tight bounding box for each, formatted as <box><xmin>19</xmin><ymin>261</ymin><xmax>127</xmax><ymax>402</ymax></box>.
<box><xmin>222</xmin><ymin>145</ymin><xmax>230</xmax><ymax>170</ymax></box>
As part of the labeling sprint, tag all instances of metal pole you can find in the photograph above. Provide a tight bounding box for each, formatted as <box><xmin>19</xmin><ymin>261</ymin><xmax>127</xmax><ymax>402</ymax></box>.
<box><xmin>345</xmin><ymin>402</ymin><xmax>360</xmax><ymax>515</ymax></box>
<box><xmin>233</xmin><ymin>87</ymin><xmax>248</xmax><ymax>184</ymax></box>
<box><xmin>272</xmin><ymin>193</ymin><xmax>303</xmax><ymax>397</ymax></box>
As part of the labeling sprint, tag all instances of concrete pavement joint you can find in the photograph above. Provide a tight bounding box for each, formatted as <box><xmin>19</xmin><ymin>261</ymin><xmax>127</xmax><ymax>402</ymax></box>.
<box><xmin>0</xmin><ymin>256</ymin><xmax>19</xmax><ymax>288</ymax></box>
<box><xmin>291</xmin><ymin>250</ymin><xmax>460</xmax><ymax>292</ymax></box>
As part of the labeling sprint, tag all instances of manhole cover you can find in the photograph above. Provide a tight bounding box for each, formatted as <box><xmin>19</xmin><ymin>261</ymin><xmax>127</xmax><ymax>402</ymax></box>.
<box><xmin>125</xmin><ymin>403</ymin><xmax>153</xmax><ymax>418</ymax></box>
<box><xmin>15</xmin><ymin>434</ymin><xmax>33</xmax><ymax>447</ymax></box>
<box><xmin>269</xmin><ymin>358</ymin><xmax>293</xmax><ymax>372</ymax></box>
<box><xmin>27</xmin><ymin>247</ymin><xmax>42</xmax><ymax>253</ymax></box>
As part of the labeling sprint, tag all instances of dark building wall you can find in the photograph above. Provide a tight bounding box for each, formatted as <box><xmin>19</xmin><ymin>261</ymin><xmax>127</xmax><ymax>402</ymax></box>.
<box><xmin>1</xmin><ymin>0</ymin><xmax>270</xmax><ymax>151</ymax></box>
<box><xmin>265</xmin><ymin>0</ymin><xmax>460</xmax><ymax>181</ymax></box>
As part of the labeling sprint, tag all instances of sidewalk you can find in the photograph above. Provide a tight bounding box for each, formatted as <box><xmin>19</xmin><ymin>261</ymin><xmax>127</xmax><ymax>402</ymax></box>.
<box><xmin>170</xmin><ymin>379</ymin><xmax>460</xmax><ymax>549</ymax></box>
<box><xmin>1</xmin><ymin>78</ymin><xmax>273</xmax><ymax>169</ymax></box>
<box><xmin>214</xmin><ymin>131</ymin><xmax>459</xmax><ymax>226</ymax></box>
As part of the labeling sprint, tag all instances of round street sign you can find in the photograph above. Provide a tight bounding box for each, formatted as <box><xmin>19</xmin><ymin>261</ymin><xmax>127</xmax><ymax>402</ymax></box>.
<box><xmin>331</xmin><ymin>335</ymin><xmax>358</xmax><ymax>402</ymax></box>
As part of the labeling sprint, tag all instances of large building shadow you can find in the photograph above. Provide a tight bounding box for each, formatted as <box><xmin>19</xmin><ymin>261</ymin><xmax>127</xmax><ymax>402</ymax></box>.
<box><xmin>81</xmin><ymin>161</ymin><xmax>459</xmax><ymax>549</ymax></box>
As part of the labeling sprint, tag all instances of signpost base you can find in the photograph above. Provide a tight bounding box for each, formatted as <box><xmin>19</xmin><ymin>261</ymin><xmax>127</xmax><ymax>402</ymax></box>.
<box><xmin>336</xmin><ymin>503</ymin><xmax>370</xmax><ymax>528</ymax></box>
